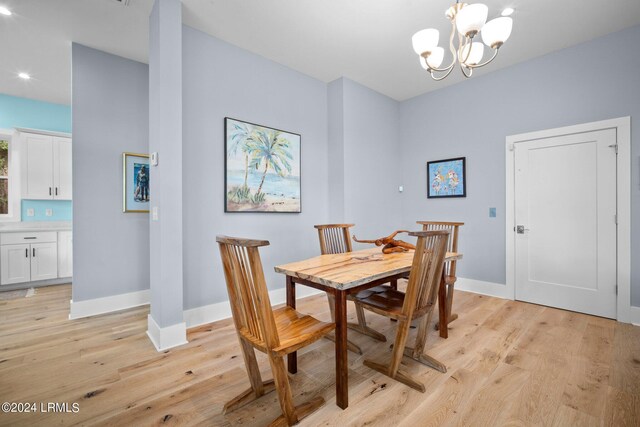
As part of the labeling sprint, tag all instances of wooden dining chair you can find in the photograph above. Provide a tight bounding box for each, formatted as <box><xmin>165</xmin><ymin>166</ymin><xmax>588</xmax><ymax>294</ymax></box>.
<box><xmin>217</xmin><ymin>236</ymin><xmax>335</xmax><ymax>426</ymax></box>
<box><xmin>314</xmin><ymin>224</ymin><xmax>387</xmax><ymax>355</ymax></box>
<box><xmin>353</xmin><ymin>230</ymin><xmax>450</xmax><ymax>392</ymax></box>
<box><xmin>417</xmin><ymin>221</ymin><xmax>463</xmax><ymax>330</ymax></box>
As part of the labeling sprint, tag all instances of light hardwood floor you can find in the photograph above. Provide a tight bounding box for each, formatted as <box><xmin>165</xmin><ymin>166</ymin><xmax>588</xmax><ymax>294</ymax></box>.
<box><xmin>0</xmin><ymin>284</ymin><xmax>638</xmax><ymax>426</ymax></box>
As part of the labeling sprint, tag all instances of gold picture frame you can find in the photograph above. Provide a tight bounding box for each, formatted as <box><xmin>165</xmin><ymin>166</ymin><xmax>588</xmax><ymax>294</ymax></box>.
<box><xmin>123</xmin><ymin>152</ymin><xmax>150</xmax><ymax>213</ymax></box>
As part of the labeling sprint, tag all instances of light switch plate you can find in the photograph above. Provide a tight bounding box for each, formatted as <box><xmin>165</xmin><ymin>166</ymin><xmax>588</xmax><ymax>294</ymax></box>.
<box><xmin>26</xmin><ymin>208</ymin><xmax>34</xmax><ymax>217</ymax></box>
<box><xmin>489</xmin><ymin>207</ymin><xmax>496</xmax><ymax>218</ymax></box>
<box><xmin>152</xmin><ymin>206</ymin><xmax>159</xmax><ymax>221</ymax></box>
<box><xmin>399</xmin><ymin>185</ymin><xmax>404</xmax><ymax>192</ymax></box>
<box><xmin>150</xmin><ymin>152</ymin><xmax>158</xmax><ymax>166</ymax></box>
<box><xmin>45</xmin><ymin>209</ymin><xmax>53</xmax><ymax>217</ymax></box>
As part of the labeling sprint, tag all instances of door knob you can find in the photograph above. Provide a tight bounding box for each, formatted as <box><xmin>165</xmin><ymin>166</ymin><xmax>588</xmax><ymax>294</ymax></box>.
<box><xmin>516</xmin><ymin>225</ymin><xmax>530</xmax><ymax>234</ymax></box>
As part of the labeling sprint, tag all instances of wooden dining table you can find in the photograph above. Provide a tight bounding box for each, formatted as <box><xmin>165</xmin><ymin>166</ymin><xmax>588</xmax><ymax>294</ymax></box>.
<box><xmin>274</xmin><ymin>247</ymin><xmax>462</xmax><ymax>409</ymax></box>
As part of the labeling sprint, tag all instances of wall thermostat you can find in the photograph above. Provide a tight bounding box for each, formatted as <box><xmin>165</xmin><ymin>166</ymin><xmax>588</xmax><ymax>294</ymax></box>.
<box><xmin>150</xmin><ymin>152</ymin><xmax>158</xmax><ymax>166</ymax></box>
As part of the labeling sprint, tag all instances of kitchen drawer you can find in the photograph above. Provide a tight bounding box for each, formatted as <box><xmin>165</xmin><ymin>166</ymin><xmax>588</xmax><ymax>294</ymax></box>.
<box><xmin>1</xmin><ymin>232</ymin><xmax>58</xmax><ymax>245</ymax></box>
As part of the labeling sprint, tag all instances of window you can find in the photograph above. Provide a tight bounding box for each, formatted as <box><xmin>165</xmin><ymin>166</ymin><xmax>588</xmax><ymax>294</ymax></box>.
<box><xmin>0</xmin><ymin>133</ymin><xmax>19</xmax><ymax>221</ymax></box>
<box><xmin>0</xmin><ymin>139</ymin><xmax>8</xmax><ymax>214</ymax></box>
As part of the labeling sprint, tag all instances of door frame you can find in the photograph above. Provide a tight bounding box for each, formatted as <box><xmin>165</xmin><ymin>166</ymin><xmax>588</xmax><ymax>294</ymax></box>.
<box><xmin>505</xmin><ymin>117</ymin><xmax>632</xmax><ymax>323</ymax></box>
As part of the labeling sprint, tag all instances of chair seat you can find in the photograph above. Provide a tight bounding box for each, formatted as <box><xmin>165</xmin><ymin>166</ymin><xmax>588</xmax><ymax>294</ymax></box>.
<box><xmin>272</xmin><ymin>307</ymin><xmax>335</xmax><ymax>356</ymax></box>
<box><xmin>352</xmin><ymin>285</ymin><xmax>406</xmax><ymax>319</ymax></box>
<box><xmin>353</xmin><ymin>285</ymin><xmax>433</xmax><ymax>321</ymax></box>
<box><xmin>352</xmin><ymin>285</ymin><xmax>393</xmax><ymax>300</ymax></box>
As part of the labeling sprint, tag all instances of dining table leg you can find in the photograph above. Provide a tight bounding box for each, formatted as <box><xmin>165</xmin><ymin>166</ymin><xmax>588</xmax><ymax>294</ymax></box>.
<box><xmin>286</xmin><ymin>276</ymin><xmax>297</xmax><ymax>374</ymax></box>
<box><xmin>334</xmin><ymin>289</ymin><xmax>348</xmax><ymax>409</ymax></box>
<box><xmin>438</xmin><ymin>271</ymin><xmax>448</xmax><ymax>339</ymax></box>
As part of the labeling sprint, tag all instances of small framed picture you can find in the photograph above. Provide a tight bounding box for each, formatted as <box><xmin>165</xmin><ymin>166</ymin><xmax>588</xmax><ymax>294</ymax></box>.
<box><xmin>427</xmin><ymin>157</ymin><xmax>466</xmax><ymax>198</ymax></box>
<box><xmin>123</xmin><ymin>152</ymin><xmax>150</xmax><ymax>213</ymax></box>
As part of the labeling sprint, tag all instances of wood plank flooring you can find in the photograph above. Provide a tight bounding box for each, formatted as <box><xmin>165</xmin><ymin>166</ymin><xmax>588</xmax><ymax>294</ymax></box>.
<box><xmin>0</xmin><ymin>284</ymin><xmax>638</xmax><ymax>426</ymax></box>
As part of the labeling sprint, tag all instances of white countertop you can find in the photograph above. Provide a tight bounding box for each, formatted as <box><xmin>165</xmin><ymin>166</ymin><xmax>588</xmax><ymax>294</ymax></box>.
<box><xmin>0</xmin><ymin>221</ymin><xmax>72</xmax><ymax>232</ymax></box>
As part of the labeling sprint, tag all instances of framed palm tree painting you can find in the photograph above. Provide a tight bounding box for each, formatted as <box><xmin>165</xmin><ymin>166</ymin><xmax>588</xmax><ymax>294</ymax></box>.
<box><xmin>224</xmin><ymin>117</ymin><xmax>301</xmax><ymax>213</ymax></box>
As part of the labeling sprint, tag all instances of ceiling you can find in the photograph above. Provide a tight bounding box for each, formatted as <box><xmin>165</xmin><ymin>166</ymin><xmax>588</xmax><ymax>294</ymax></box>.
<box><xmin>1</xmin><ymin>0</ymin><xmax>640</xmax><ymax>105</ymax></box>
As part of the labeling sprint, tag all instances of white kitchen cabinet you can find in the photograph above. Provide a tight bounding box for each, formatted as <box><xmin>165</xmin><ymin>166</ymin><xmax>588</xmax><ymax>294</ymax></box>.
<box><xmin>53</xmin><ymin>137</ymin><xmax>72</xmax><ymax>200</ymax></box>
<box><xmin>57</xmin><ymin>231</ymin><xmax>73</xmax><ymax>278</ymax></box>
<box><xmin>30</xmin><ymin>242</ymin><xmax>58</xmax><ymax>281</ymax></box>
<box><xmin>22</xmin><ymin>132</ymin><xmax>72</xmax><ymax>200</ymax></box>
<box><xmin>24</xmin><ymin>133</ymin><xmax>54</xmax><ymax>199</ymax></box>
<box><xmin>0</xmin><ymin>231</ymin><xmax>62</xmax><ymax>285</ymax></box>
<box><xmin>1</xmin><ymin>244</ymin><xmax>31</xmax><ymax>285</ymax></box>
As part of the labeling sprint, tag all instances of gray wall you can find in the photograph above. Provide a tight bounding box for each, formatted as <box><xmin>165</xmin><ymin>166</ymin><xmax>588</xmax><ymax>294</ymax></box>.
<box><xmin>327</xmin><ymin>79</ymin><xmax>345</xmax><ymax>221</ymax></box>
<box><xmin>399</xmin><ymin>25</ymin><xmax>640</xmax><ymax>305</ymax></box>
<box><xmin>342</xmin><ymin>78</ymin><xmax>402</xmax><ymax>246</ymax></box>
<box><xmin>182</xmin><ymin>26</ymin><xmax>329</xmax><ymax>309</ymax></box>
<box><xmin>72</xmin><ymin>44</ymin><xmax>150</xmax><ymax>301</ymax></box>
<box><xmin>328</xmin><ymin>77</ymin><xmax>403</xmax><ymax>247</ymax></box>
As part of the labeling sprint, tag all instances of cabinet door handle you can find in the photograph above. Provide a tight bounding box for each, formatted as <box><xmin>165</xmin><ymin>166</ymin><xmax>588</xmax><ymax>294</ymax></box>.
<box><xmin>49</xmin><ymin>187</ymin><xmax>52</xmax><ymax>196</ymax></box>
<box><xmin>25</xmin><ymin>248</ymin><xmax>28</xmax><ymax>258</ymax></box>
<box><xmin>33</xmin><ymin>248</ymin><xmax>35</xmax><ymax>257</ymax></box>
<box><xmin>55</xmin><ymin>187</ymin><xmax>58</xmax><ymax>196</ymax></box>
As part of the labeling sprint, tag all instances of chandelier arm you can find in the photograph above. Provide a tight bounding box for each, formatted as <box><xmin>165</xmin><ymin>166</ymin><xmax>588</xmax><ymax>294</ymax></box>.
<box><xmin>467</xmin><ymin>48</ymin><xmax>500</xmax><ymax>69</ymax></box>
<box><xmin>460</xmin><ymin>65</ymin><xmax>473</xmax><ymax>78</ymax></box>
<box><xmin>427</xmin><ymin>62</ymin><xmax>455</xmax><ymax>73</ymax></box>
<box><xmin>430</xmin><ymin>66</ymin><xmax>456</xmax><ymax>81</ymax></box>
<box><xmin>459</xmin><ymin>35</ymin><xmax>474</xmax><ymax>65</ymax></box>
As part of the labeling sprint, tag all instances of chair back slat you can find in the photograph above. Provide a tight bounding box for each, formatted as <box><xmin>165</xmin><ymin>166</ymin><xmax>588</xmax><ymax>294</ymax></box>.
<box><xmin>314</xmin><ymin>224</ymin><xmax>354</xmax><ymax>255</ymax></box>
<box><xmin>402</xmin><ymin>230</ymin><xmax>450</xmax><ymax>319</ymax></box>
<box><xmin>417</xmin><ymin>221</ymin><xmax>463</xmax><ymax>277</ymax></box>
<box><xmin>217</xmin><ymin>236</ymin><xmax>279</xmax><ymax>348</ymax></box>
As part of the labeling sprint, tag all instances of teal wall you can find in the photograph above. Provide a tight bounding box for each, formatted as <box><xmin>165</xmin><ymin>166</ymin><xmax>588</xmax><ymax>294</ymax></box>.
<box><xmin>0</xmin><ymin>93</ymin><xmax>72</xmax><ymax>221</ymax></box>
<box><xmin>0</xmin><ymin>94</ymin><xmax>71</xmax><ymax>133</ymax></box>
<box><xmin>21</xmin><ymin>200</ymin><xmax>73</xmax><ymax>222</ymax></box>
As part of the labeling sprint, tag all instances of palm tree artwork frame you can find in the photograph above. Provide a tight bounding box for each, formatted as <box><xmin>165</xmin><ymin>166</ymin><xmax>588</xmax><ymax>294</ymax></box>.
<box><xmin>224</xmin><ymin>117</ymin><xmax>301</xmax><ymax>213</ymax></box>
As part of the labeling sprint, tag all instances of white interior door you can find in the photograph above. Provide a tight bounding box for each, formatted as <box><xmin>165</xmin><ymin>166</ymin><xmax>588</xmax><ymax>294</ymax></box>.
<box><xmin>514</xmin><ymin>129</ymin><xmax>617</xmax><ymax>318</ymax></box>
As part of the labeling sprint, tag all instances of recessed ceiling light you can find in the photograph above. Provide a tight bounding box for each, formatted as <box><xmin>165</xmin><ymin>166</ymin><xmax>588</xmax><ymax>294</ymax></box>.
<box><xmin>0</xmin><ymin>6</ymin><xmax>12</xmax><ymax>16</ymax></box>
<box><xmin>18</xmin><ymin>73</ymin><xmax>31</xmax><ymax>80</ymax></box>
<box><xmin>501</xmin><ymin>7</ymin><xmax>515</xmax><ymax>17</ymax></box>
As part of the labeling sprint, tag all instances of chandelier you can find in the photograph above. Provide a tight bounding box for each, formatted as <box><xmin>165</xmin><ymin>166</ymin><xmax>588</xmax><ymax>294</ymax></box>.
<box><xmin>412</xmin><ymin>2</ymin><xmax>514</xmax><ymax>81</ymax></box>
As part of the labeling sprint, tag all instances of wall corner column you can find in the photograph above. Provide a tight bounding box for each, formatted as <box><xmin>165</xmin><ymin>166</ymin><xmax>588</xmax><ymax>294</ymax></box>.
<box><xmin>147</xmin><ymin>0</ymin><xmax>186</xmax><ymax>351</ymax></box>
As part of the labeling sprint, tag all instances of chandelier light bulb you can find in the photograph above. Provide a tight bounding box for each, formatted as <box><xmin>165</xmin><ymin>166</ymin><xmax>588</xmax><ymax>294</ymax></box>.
<box><xmin>459</xmin><ymin>42</ymin><xmax>484</xmax><ymax>65</ymax></box>
<box><xmin>412</xmin><ymin>28</ymin><xmax>440</xmax><ymax>55</ymax></box>
<box><xmin>455</xmin><ymin>3</ymin><xmax>488</xmax><ymax>37</ymax></box>
<box><xmin>481</xmin><ymin>17</ymin><xmax>513</xmax><ymax>48</ymax></box>
<box><xmin>426</xmin><ymin>47</ymin><xmax>445</xmax><ymax>69</ymax></box>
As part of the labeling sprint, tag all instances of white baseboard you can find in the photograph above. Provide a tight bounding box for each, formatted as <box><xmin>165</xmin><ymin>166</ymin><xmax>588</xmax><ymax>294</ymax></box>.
<box><xmin>184</xmin><ymin>286</ymin><xmax>324</xmax><ymax>328</ymax></box>
<box><xmin>624</xmin><ymin>305</ymin><xmax>640</xmax><ymax>326</ymax></box>
<box><xmin>146</xmin><ymin>314</ymin><xmax>188</xmax><ymax>351</ymax></box>
<box><xmin>455</xmin><ymin>277</ymin><xmax>511</xmax><ymax>300</ymax></box>
<box><xmin>69</xmin><ymin>289</ymin><xmax>150</xmax><ymax>320</ymax></box>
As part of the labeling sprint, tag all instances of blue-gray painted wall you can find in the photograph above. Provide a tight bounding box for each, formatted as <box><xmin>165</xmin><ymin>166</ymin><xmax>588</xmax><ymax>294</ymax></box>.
<box><xmin>72</xmin><ymin>44</ymin><xmax>150</xmax><ymax>302</ymax></box>
<box><xmin>399</xmin><ymin>25</ymin><xmax>640</xmax><ymax>306</ymax></box>
<box><xmin>330</xmin><ymin>77</ymin><xmax>403</xmax><ymax>248</ymax></box>
<box><xmin>182</xmin><ymin>26</ymin><xmax>330</xmax><ymax>309</ymax></box>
